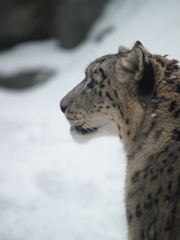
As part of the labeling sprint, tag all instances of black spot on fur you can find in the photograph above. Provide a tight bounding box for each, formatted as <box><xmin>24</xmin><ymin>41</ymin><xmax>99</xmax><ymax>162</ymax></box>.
<box><xmin>176</xmin><ymin>84</ymin><xmax>180</xmax><ymax>93</ymax></box>
<box><xmin>164</xmin><ymin>195</ymin><xmax>171</xmax><ymax>203</ymax></box>
<box><xmin>167</xmin><ymin>181</ymin><xmax>172</xmax><ymax>191</ymax></box>
<box><xmin>173</xmin><ymin>110</ymin><xmax>180</xmax><ymax>118</ymax></box>
<box><xmin>136</xmin><ymin>203</ymin><xmax>142</xmax><ymax>218</ymax></box>
<box><xmin>167</xmin><ymin>167</ymin><xmax>174</xmax><ymax>174</ymax></box>
<box><xmin>106</xmin><ymin>92</ymin><xmax>114</xmax><ymax>101</ymax></box>
<box><xmin>156</xmin><ymin>186</ymin><xmax>162</xmax><ymax>195</ymax></box>
<box><xmin>167</xmin><ymin>80</ymin><xmax>175</xmax><ymax>85</ymax></box>
<box><xmin>148</xmin><ymin>193</ymin><xmax>152</xmax><ymax>200</ymax></box>
<box><xmin>137</xmin><ymin>144</ymin><xmax>143</xmax><ymax>151</ymax></box>
<box><xmin>127</xmin><ymin>131</ymin><xmax>131</xmax><ymax>136</ymax></box>
<box><xmin>151</xmin><ymin>175</ymin><xmax>157</xmax><ymax>181</ymax></box>
<box><xmin>128</xmin><ymin>214</ymin><xmax>133</xmax><ymax>223</ymax></box>
<box><xmin>153</xmin><ymin>101</ymin><xmax>160</xmax><ymax>111</ymax></box>
<box><xmin>99</xmin><ymin>90</ymin><xmax>102</xmax><ymax>97</ymax></box>
<box><xmin>147</xmin><ymin>216</ymin><xmax>158</xmax><ymax>239</ymax></box>
<box><xmin>169</xmin><ymin>101</ymin><xmax>176</xmax><ymax>112</ymax></box>
<box><xmin>144</xmin><ymin>201</ymin><xmax>152</xmax><ymax>209</ymax></box>
<box><xmin>153</xmin><ymin>91</ymin><xmax>157</xmax><ymax>97</ymax></box>
<box><xmin>151</xmin><ymin>121</ymin><xmax>156</xmax><ymax>130</ymax></box>
<box><xmin>99</xmin><ymin>68</ymin><xmax>106</xmax><ymax>80</ymax></box>
<box><xmin>141</xmin><ymin>229</ymin><xmax>145</xmax><ymax>240</ymax></box>
<box><xmin>154</xmin><ymin>198</ymin><xmax>159</xmax><ymax>205</ymax></box>
<box><xmin>169</xmin><ymin>152</ymin><xmax>174</xmax><ymax>157</ymax></box>
<box><xmin>144</xmin><ymin>121</ymin><xmax>156</xmax><ymax>138</ymax></box>
<box><xmin>132</xmin><ymin>171</ymin><xmax>140</xmax><ymax>183</ymax></box>
<box><xmin>137</xmin><ymin>61</ymin><xmax>154</xmax><ymax>96</ymax></box>
<box><xmin>126</xmin><ymin>119</ymin><xmax>129</xmax><ymax>125</ymax></box>
<box><xmin>114</xmin><ymin>90</ymin><xmax>118</xmax><ymax>98</ymax></box>
<box><xmin>155</xmin><ymin>130</ymin><xmax>162</xmax><ymax>140</ymax></box>
<box><xmin>108</xmin><ymin>79</ymin><xmax>111</xmax><ymax>86</ymax></box>
<box><xmin>133</xmin><ymin>135</ymin><xmax>137</xmax><ymax>141</ymax></box>
<box><xmin>172</xmin><ymin>128</ymin><xmax>180</xmax><ymax>141</ymax></box>
<box><xmin>112</xmin><ymin>103</ymin><xmax>116</xmax><ymax>107</ymax></box>
<box><xmin>100</xmin><ymin>84</ymin><xmax>105</xmax><ymax>88</ymax></box>
<box><xmin>127</xmin><ymin>210</ymin><xmax>133</xmax><ymax>224</ymax></box>
<box><xmin>106</xmin><ymin>106</ymin><xmax>110</xmax><ymax>109</ymax></box>
<box><xmin>149</xmin><ymin>154</ymin><xmax>154</xmax><ymax>161</ymax></box>
<box><xmin>144</xmin><ymin>194</ymin><xmax>153</xmax><ymax>209</ymax></box>
<box><xmin>164</xmin><ymin>146</ymin><xmax>169</xmax><ymax>153</ymax></box>
<box><xmin>163</xmin><ymin>159</ymin><xmax>167</xmax><ymax>165</ymax></box>
<box><xmin>118</xmin><ymin>104</ymin><xmax>124</xmax><ymax>118</ymax></box>
<box><xmin>165</xmin><ymin>218</ymin><xmax>173</xmax><ymax>232</ymax></box>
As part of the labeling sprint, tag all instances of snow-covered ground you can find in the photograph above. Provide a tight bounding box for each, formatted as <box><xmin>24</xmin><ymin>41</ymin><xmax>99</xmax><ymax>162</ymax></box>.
<box><xmin>1</xmin><ymin>0</ymin><xmax>180</xmax><ymax>239</ymax></box>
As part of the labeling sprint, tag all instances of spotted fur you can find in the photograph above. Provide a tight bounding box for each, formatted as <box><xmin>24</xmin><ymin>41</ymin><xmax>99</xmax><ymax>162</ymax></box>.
<box><xmin>60</xmin><ymin>41</ymin><xmax>180</xmax><ymax>240</ymax></box>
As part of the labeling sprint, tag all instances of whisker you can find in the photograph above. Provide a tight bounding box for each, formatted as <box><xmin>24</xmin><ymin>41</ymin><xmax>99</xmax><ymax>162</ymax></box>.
<box><xmin>83</xmin><ymin>118</ymin><xmax>111</xmax><ymax>135</ymax></box>
<box><xmin>80</xmin><ymin>123</ymin><xmax>94</xmax><ymax>134</ymax></box>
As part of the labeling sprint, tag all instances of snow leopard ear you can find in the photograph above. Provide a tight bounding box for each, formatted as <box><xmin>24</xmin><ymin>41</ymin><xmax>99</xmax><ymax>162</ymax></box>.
<box><xmin>121</xmin><ymin>41</ymin><xmax>154</xmax><ymax>96</ymax></box>
<box><xmin>133</xmin><ymin>40</ymin><xmax>143</xmax><ymax>48</ymax></box>
<box><xmin>133</xmin><ymin>42</ymin><xmax>154</xmax><ymax>96</ymax></box>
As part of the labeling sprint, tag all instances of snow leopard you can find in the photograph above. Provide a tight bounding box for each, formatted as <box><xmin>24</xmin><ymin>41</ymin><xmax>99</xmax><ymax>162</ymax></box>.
<box><xmin>60</xmin><ymin>41</ymin><xmax>180</xmax><ymax>240</ymax></box>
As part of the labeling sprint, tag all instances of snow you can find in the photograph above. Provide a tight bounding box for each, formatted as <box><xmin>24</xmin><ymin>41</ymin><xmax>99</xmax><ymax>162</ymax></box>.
<box><xmin>1</xmin><ymin>0</ymin><xmax>180</xmax><ymax>239</ymax></box>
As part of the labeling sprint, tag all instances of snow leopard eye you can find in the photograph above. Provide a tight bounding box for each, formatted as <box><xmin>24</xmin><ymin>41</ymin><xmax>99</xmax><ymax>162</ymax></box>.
<box><xmin>87</xmin><ymin>78</ymin><xmax>95</xmax><ymax>89</ymax></box>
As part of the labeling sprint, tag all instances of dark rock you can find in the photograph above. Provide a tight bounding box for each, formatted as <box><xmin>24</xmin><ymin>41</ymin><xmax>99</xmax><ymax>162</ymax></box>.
<box><xmin>0</xmin><ymin>0</ymin><xmax>109</xmax><ymax>50</ymax></box>
<box><xmin>54</xmin><ymin>0</ymin><xmax>109</xmax><ymax>49</ymax></box>
<box><xmin>0</xmin><ymin>0</ymin><xmax>54</xmax><ymax>50</ymax></box>
<box><xmin>0</xmin><ymin>69</ymin><xmax>55</xmax><ymax>89</ymax></box>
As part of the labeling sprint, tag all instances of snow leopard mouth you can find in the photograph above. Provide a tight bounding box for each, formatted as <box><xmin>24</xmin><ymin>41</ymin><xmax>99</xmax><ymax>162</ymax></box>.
<box><xmin>71</xmin><ymin>125</ymin><xmax>98</xmax><ymax>134</ymax></box>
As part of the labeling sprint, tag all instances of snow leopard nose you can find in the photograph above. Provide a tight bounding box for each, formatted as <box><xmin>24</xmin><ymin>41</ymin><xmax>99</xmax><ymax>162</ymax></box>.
<box><xmin>60</xmin><ymin>103</ymin><xmax>68</xmax><ymax>113</ymax></box>
<box><xmin>60</xmin><ymin>94</ymin><xmax>74</xmax><ymax>114</ymax></box>
<box><xmin>60</xmin><ymin>96</ymin><xmax>74</xmax><ymax>113</ymax></box>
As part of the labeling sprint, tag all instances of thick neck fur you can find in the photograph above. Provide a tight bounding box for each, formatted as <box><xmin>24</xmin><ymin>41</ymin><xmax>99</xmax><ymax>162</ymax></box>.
<box><xmin>125</xmin><ymin>55</ymin><xmax>180</xmax><ymax>163</ymax></box>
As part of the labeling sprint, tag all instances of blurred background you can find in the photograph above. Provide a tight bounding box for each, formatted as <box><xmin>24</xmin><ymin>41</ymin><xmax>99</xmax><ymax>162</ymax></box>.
<box><xmin>0</xmin><ymin>0</ymin><xmax>109</xmax><ymax>89</ymax></box>
<box><xmin>0</xmin><ymin>0</ymin><xmax>109</xmax><ymax>50</ymax></box>
<box><xmin>1</xmin><ymin>0</ymin><xmax>180</xmax><ymax>239</ymax></box>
